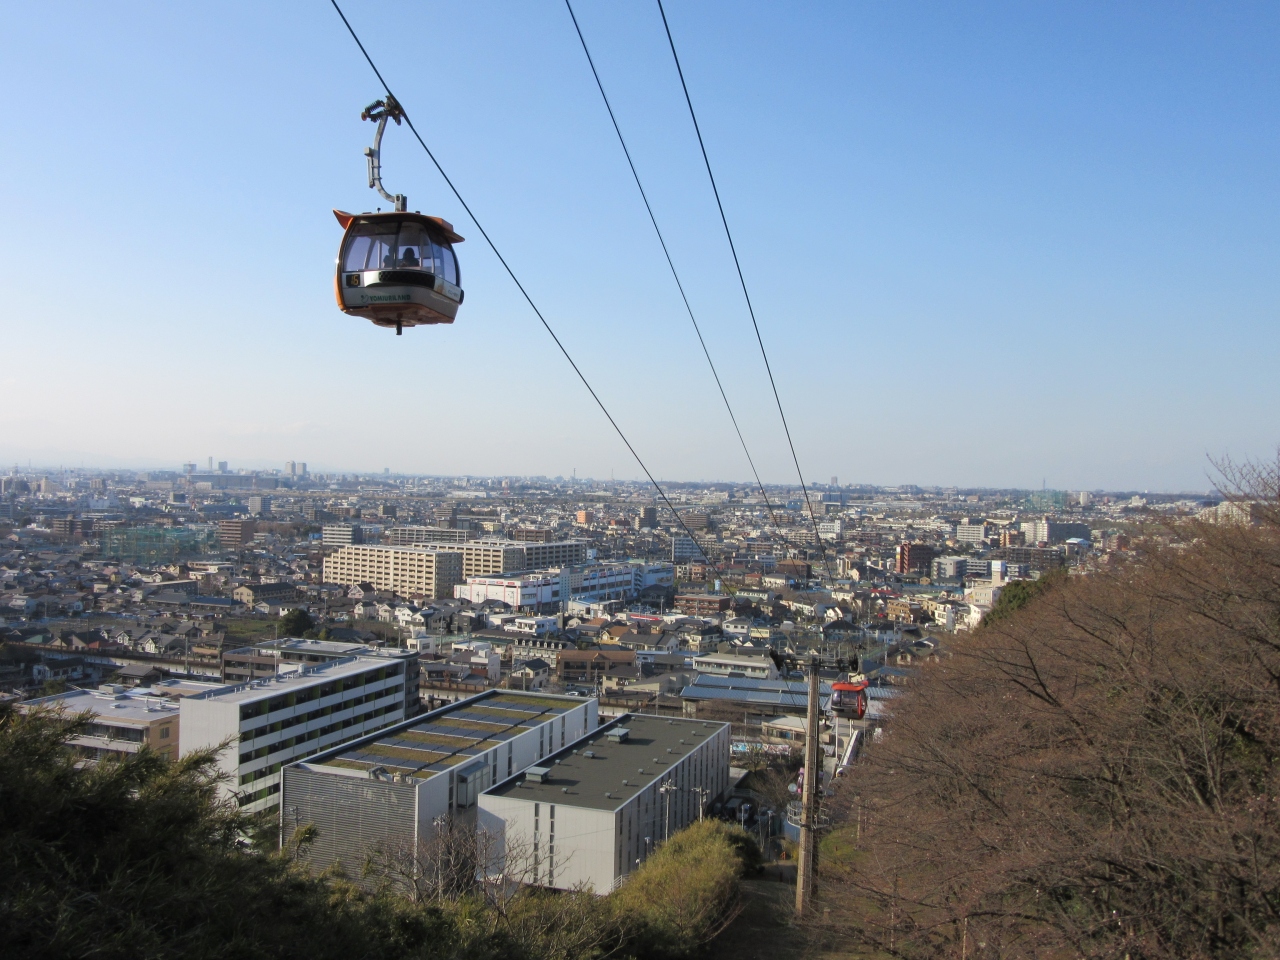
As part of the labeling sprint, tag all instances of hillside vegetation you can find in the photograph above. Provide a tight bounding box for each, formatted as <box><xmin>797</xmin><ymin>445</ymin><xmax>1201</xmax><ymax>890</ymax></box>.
<box><xmin>821</xmin><ymin>489</ymin><xmax>1280</xmax><ymax>958</ymax></box>
<box><xmin>0</xmin><ymin>706</ymin><xmax>756</xmax><ymax>960</ymax></box>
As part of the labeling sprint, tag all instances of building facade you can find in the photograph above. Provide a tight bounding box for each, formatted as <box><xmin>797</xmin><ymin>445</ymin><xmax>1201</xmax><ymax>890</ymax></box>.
<box><xmin>323</xmin><ymin>545</ymin><xmax>465</xmax><ymax>600</ymax></box>
<box><xmin>280</xmin><ymin>690</ymin><xmax>596</xmax><ymax>889</ymax></box>
<box><xmin>180</xmin><ymin>656</ymin><xmax>409</xmax><ymax>814</ymax></box>
<box><xmin>21</xmin><ymin>686</ymin><xmax>183</xmax><ymax>762</ymax></box>
<box><xmin>477</xmin><ymin>714</ymin><xmax>731</xmax><ymax>893</ymax></box>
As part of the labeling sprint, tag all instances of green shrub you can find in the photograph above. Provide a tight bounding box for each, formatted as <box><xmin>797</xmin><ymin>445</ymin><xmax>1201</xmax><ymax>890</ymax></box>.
<box><xmin>612</xmin><ymin>819</ymin><xmax>759</xmax><ymax>959</ymax></box>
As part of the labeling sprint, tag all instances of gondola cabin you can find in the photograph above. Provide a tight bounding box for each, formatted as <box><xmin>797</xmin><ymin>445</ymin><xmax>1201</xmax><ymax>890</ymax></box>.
<box><xmin>333</xmin><ymin>210</ymin><xmax>464</xmax><ymax>333</ymax></box>
<box><xmin>829</xmin><ymin>680</ymin><xmax>868</xmax><ymax>720</ymax></box>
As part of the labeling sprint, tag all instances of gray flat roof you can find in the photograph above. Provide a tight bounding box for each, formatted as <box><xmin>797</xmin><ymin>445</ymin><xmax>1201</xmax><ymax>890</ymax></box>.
<box><xmin>483</xmin><ymin>714</ymin><xmax>728</xmax><ymax>813</ymax></box>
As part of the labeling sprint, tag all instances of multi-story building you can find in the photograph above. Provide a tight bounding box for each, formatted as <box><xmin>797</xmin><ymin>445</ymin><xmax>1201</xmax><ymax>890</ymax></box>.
<box><xmin>522</xmin><ymin>540</ymin><xmax>588</xmax><ymax>571</ymax></box>
<box><xmin>221</xmin><ymin>638</ymin><xmax>421</xmax><ymax>717</ymax></box>
<box><xmin>218</xmin><ymin>519</ymin><xmax>256</xmax><ymax>548</ymax></box>
<box><xmin>323</xmin><ymin>545</ymin><xmax>465</xmax><ymax>600</ymax></box>
<box><xmin>455</xmin><ymin>572</ymin><xmax>562</xmax><ymax>611</ymax></box>
<box><xmin>1021</xmin><ymin>518</ymin><xmax>1090</xmax><ymax>546</ymax></box>
<box><xmin>638</xmin><ymin>506</ymin><xmax>658</xmax><ymax>529</ymax></box>
<box><xmin>387</xmin><ymin>525</ymin><xmax>475</xmax><ymax>546</ymax></box>
<box><xmin>180</xmin><ymin>656</ymin><xmax>410</xmax><ymax>814</ymax></box>
<box><xmin>557</xmin><ymin>650</ymin><xmax>637</xmax><ymax>684</ymax></box>
<box><xmin>894</xmin><ymin>542</ymin><xmax>937</xmax><ymax>575</ymax></box>
<box><xmin>478</xmin><ymin>714</ymin><xmax>731</xmax><ymax>893</ymax></box>
<box><xmin>690</xmin><ymin>651</ymin><xmax>779</xmax><ymax>680</ymax></box>
<box><xmin>449</xmin><ymin>540</ymin><xmax>530</xmax><ymax>578</ymax></box>
<box><xmin>931</xmin><ymin>556</ymin><xmax>968</xmax><ymax>580</ymax></box>
<box><xmin>280</xmin><ymin>690</ymin><xmax>597</xmax><ymax>889</ymax></box>
<box><xmin>22</xmin><ymin>685</ymin><xmax>185</xmax><ymax>762</ymax></box>
<box><xmin>955</xmin><ymin>519</ymin><xmax>988</xmax><ymax>544</ymax></box>
<box><xmin>510</xmin><ymin>527</ymin><xmax>555</xmax><ymax>542</ymax></box>
<box><xmin>322</xmin><ymin>523</ymin><xmax>364</xmax><ymax>547</ymax></box>
<box><xmin>232</xmin><ymin>581</ymin><xmax>299</xmax><ymax>606</ymax></box>
<box><xmin>674</xmin><ymin>594</ymin><xmax>732</xmax><ymax>617</ymax></box>
<box><xmin>247</xmin><ymin>496</ymin><xmax>272</xmax><ymax>516</ymax></box>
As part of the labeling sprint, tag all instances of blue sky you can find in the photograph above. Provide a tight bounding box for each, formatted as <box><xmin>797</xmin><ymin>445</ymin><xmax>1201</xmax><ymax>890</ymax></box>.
<box><xmin>1</xmin><ymin>1</ymin><xmax>1277</xmax><ymax>491</ymax></box>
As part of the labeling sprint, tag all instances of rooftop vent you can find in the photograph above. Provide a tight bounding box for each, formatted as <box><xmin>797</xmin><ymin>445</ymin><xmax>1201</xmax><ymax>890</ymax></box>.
<box><xmin>525</xmin><ymin>765</ymin><xmax>551</xmax><ymax>783</ymax></box>
<box><xmin>583</xmin><ymin>750</ymin><xmax>595</xmax><ymax>759</ymax></box>
<box><xmin>606</xmin><ymin>727</ymin><xmax>630</xmax><ymax>743</ymax></box>
<box><xmin>605</xmin><ymin>792</ymin><xmax>612</xmax><ymax>799</ymax></box>
<box><xmin>622</xmin><ymin>779</ymin><xmax>629</xmax><ymax>786</ymax></box>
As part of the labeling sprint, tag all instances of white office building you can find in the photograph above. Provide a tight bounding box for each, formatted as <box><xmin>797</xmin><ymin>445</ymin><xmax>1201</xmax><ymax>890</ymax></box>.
<box><xmin>180</xmin><ymin>656</ymin><xmax>410</xmax><ymax>814</ymax></box>
<box><xmin>478</xmin><ymin>714</ymin><xmax>731</xmax><ymax>894</ymax></box>
<box><xmin>280</xmin><ymin>690</ymin><xmax>596</xmax><ymax>887</ymax></box>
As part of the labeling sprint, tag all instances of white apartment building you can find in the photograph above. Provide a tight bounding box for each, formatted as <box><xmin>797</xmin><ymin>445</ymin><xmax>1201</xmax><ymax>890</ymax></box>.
<box><xmin>454</xmin><ymin>561</ymin><xmax>674</xmax><ymax>611</ymax></box>
<box><xmin>691</xmin><ymin>651</ymin><xmax>780</xmax><ymax>680</ymax></box>
<box><xmin>180</xmin><ymin>656</ymin><xmax>409</xmax><ymax>814</ymax></box>
<box><xmin>478</xmin><ymin>714</ymin><xmax>731</xmax><ymax>894</ymax></box>
<box><xmin>323</xmin><ymin>544</ymin><xmax>465</xmax><ymax>600</ymax></box>
<box><xmin>955</xmin><ymin>520</ymin><xmax>988</xmax><ymax>544</ymax></box>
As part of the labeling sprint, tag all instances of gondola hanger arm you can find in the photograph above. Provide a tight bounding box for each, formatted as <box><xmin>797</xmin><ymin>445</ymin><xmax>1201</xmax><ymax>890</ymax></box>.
<box><xmin>361</xmin><ymin>95</ymin><xmax>407</xmax><ymax>211</ymax></box>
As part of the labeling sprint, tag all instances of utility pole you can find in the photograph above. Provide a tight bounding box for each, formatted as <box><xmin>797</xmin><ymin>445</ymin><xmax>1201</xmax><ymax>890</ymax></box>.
<box><xmin>795</xmin><ymin>651</ymin><xmax>821</xmax><ymax>916</ymax></box>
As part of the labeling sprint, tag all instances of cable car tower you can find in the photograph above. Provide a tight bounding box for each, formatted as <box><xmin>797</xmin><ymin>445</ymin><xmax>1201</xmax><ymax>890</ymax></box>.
<box><xmin>333</xmin><ymin>95</ymin><xmax>465</xmax><ymax>334</ymax></box>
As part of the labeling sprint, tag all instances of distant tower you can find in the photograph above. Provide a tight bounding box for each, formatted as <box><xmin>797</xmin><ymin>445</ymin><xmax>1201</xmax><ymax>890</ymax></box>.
<box><xmin>207</xmin><ymin>457</ymin><xmax>213</xmax><ymax>471</ymax></box>
<box><xmin>831</xmin><ymin>476</ymin><xmax>838</xmax><ymax>487</ymax></box>
<box><xmin>286</xmin><ymin>460</ymin><xmax>296</xmax><ymax>477</ymax></box>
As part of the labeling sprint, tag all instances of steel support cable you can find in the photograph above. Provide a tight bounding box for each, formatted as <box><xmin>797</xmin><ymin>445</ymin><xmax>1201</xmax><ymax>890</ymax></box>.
<box><xmin>328</xmin><ymin>0</ymin><xmax>709</xmax><ymax>563</ymax></box>
<box><xmin>563</xmin><ymin>0</ymin><xmax>786</xmax><ymax>537</ymax></box>
<box><xmin>655</xmin><ymin>0</ymin><xmax>835</xmax><ymax>583</ymax></box>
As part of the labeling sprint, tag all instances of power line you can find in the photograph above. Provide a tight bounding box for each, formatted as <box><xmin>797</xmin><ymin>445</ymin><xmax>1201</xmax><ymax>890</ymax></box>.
<box><xmin>563</xmin><ymin>0</ymin><xmax>785</xmax><ymax>534</ymax></box>
<box><xmin>328</xmin><ymin>0</ymin><xmax>709</xmax><ymax>564</ymax></box>
<box><xmin>655</xmin><ymin>0</ymin><xmax>835</xmax><ymax>583</ymax></box>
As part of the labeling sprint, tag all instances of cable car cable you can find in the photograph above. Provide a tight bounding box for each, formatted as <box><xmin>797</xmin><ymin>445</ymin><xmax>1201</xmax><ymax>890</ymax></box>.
<box><xmin>327</xmin><ymin>0</ymin><xmax>710</xmax><ymax>563</ymax></box>
<box><xmin>564</xmin><ymin>0</ymin><xmax>819</xmax><ymax>568</ymax></box>
<box><xmin>563</xmin><ymin>0</ymin><xmax>785</xmax><ymax>533</ymax></box>
<box><xmin>655</xmin><ymin>0</ymin><xmax>835</xmax><ymax>583</ymax></box>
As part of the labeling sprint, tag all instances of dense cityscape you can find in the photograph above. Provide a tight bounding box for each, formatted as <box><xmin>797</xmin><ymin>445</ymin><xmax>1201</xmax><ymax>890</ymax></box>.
<box><xmin>6</xmin><ymin>1</ymin><xmax>1279</xmax><ymax>956</ymax></box>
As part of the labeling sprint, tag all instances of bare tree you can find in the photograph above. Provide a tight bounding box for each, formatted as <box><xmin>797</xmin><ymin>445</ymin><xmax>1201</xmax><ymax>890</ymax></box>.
<box><xmin>810</xmin><ymin>461</ymin><xmax>1280</xmax><ymax>959</ymax></box>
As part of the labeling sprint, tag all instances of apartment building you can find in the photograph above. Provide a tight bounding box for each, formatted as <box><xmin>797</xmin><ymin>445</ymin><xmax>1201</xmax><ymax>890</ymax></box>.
<box><xmin>322</xmin><ymin>523</ymin><xmax>364</xmax><ymax>547</ymax></box>
<box><xmin>218</xmin><ymin>519</ymin><xmax>256</xmax><ymax>548</ymax></box>
<box><xmin>478</xmin><ymin>714</ymin><xmax>731</xmax><ymax>893</ymax></box>
<box><xmin>280</xmin><ymin>690</ymin><xmax>596</xmax><ymax>889</ymax></box>
<box><xmin>894</xmin><ymin>542</ymin><xmax>937</xmax><ymax>575</ymax></box>
<box><xmin>222</xmin><ymin>638</ymin><xmax>421</xmax><ymax>716</ymax></box>
<box><xmin>674</xmin><ymin>594</ymin><xmax>732</xmax><ymax>616</ymax></box>
<box><xmin>232</xmin><ymin>581</ymin><xmax>299</xmax><ymax>605</ymax></box>
<box><xmin>387</xmin><ymin>525</ymin><xmax>475</xmax><ymax>545</ymax></box>
<box><xmin>180</xmin><ymin>656</ymin><xmax>409</xmax><ymax>814</ymax></box>
<box><xmin>21</xmin><ymin>685</ymin><xmax>184</xmax><ymax>762</ymax></box>
<box><xmin>323</xmin><ymin>544</ymin><xmax>465</xmax><ymax>600</ymax></box>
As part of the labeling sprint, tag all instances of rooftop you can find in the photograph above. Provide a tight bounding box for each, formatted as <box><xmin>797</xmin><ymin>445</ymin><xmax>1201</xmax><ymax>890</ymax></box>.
<box><xmin>484</xmin><ymin>713</ymin><xmax>728</xmax><ymax>812</ymax></box>
<box><xmin>679</xmin><ymin>673</ymin><xmax>832</xmax><ymax>710</ymax></box>
<box><xmin>296</xmin><ymin>690</ymin><xmax>583</xmax><ymax>780</ymax></box>
<box><xmin>185</xmin><ymin>656</ymin><xmax>392</xmax><ymax>705</ymax></box>
<box><xmin>22</xmin><ymin>687</ymin><xmax>179</xmax><ymax>724</ymax></box>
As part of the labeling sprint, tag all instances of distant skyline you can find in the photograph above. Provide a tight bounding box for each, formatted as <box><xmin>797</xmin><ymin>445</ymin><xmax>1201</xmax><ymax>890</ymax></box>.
<box><xmin>2</xmin><ymin>2</ymin><xmax>1278</xmax><ymax>491</ymax></box>
<box><xmin>4</xmin><ymin>456</ymin><xmax>1219</xmax><ymax>497</ymax></box>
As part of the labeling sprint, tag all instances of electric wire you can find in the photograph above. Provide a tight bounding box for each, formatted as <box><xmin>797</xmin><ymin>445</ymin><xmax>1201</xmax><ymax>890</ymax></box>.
<box><xmin>563</xmin><ymin>0</ymin><xmax>786</xmax><ymax>536</ymax></box>
<box><xmin>328</xmin><ymin>0</ymin><xmax>709</xmax><ymax>563</ymax></box>
<box><xmin>655</xmin><ymin>0</ymin><xmax>836</xmax><ymax>583</ymax></box>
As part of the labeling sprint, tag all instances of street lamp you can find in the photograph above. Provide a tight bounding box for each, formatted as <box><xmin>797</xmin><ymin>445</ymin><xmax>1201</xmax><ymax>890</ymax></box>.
<box><xmin>658</xmin><ymin>780</ymin><xmax>678</xmax><ymax>842</ymax></box>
